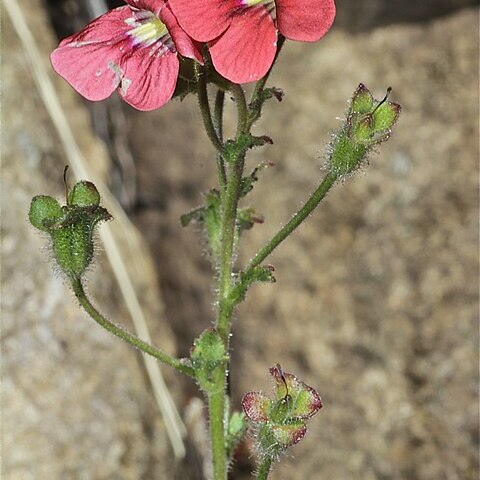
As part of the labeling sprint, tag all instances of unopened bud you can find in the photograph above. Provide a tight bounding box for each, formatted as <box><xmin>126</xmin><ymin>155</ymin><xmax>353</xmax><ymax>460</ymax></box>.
<box><xmin>329</xmin><ymin>84</ymin><xmax>401</xmax><ymax>176</ymax></box>
<box><xmin>29</xmin><ymin>181</ymin><xmax>111</xmax><ymax>280</ymax></box>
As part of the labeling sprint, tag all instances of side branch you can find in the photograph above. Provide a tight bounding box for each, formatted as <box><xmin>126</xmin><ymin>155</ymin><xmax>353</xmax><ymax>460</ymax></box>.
<box><xmin>245</xmin><ymin>171</ymin><xmax>337</xmax><ymax>272</ymax></box>
<box><xmin>71</xmin><ymin>278</ymin><xmax>195</xmax><ymax>377</ymax></box>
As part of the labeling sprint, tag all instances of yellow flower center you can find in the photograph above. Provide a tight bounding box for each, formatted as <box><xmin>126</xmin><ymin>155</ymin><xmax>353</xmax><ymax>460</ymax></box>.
<box><xmin>126</xmin><ymin>11</ymin><xmax>170</xmax><ymax>48</ymax></box>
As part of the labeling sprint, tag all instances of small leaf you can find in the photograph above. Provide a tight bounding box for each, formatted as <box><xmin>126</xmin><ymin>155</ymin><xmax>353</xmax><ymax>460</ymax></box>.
<box><xmin>229</xmin><ymin>265</ymin><xmax>275</xmax><ymax>305</ymax></box>
<box><xmin>226</xmin><ymin>411</ymin><xmax>247</xmax><ymax>459</ymax></box>
<box><xmin>239</xmin><ymin>161</ymin><xmax>274</xmax><ymax>198</ymax></box>
<box><xmin>180</xmin><ymin>206</ymin><xmax>205</xmax><ymax>227</ymax></box>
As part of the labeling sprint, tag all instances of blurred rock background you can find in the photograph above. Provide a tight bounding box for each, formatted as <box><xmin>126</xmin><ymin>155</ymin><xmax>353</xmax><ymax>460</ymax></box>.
<box><xmin>2</xmin><ymin>0</ymin><xmax>478</xmax><ymax>479</ymax></box>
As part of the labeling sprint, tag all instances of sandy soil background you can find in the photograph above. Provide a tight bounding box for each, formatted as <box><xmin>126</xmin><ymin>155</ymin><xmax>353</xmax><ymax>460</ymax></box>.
<box><xmin>2</xmin><ymin>0</ymin><xmax>479</xmax><ymax>479</ymax></box>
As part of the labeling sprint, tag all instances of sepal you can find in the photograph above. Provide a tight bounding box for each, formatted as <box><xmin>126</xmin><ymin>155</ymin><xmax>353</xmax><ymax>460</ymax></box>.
<box><xmin>190</xmin><ymin>329</ymin><xmax>228</xmax><ymax>393</ymax></box>
<box><xmin>242</xmin><ymin>365</ymin><xmax>322</xmax><ymax>458</ymax></box>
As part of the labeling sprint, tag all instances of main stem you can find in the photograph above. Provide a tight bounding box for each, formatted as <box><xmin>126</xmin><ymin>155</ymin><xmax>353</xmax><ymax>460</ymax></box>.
<box><xmin>201</xmin><ymin>79</ymin><xmax>248</xmax><ymax>479</ymax></box>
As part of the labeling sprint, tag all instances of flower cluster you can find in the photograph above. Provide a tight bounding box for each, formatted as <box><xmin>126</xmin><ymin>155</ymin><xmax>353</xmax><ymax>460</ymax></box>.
<box><xmin>242</xmin><ymin>364</ymin><xmax>322</xmax><ymax>457</ymax></box>
<box><xmin>51</xmin><ymin>0</ymin><xmax>335</xmax><ymax>110</ymax></box>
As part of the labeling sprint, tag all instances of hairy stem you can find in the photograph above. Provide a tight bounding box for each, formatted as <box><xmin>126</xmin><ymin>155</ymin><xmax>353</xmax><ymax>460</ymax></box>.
<box><xmin>209</xmin><ymin>388</ymin><xmax>228</xmax><ymax>480</ymax></box>
<box><xmin>195</xmin><ymin>63</ymin><xmax>226</xmax><ymax>156</ymax></box>
<box><xmin>70</xmin><ymin>278</ymin><xmax>194</xmax><ymax>377</ymax></box>
<box><xmin>246</xmin><ymin>171</ymin><xmax>337</xmax><ymax>273</ymax></box>
<box><xmin>229</xmin><ymin>83</ymin><xmax>248</xmax><ymax>138</ymax></box>
<box><xmin>216</xmin><ymin>155</ymin><xmax>245</xmax><ymax>343</ymax></box>
<box><xmin>256</xmin><ymin>457</ymin><xmax>273</xmax><ymax>480</ymax></box>
<box><xmin>213</xmin><ymin>89</ymin><xmax>227</xmax><ymax>192</ymax></box>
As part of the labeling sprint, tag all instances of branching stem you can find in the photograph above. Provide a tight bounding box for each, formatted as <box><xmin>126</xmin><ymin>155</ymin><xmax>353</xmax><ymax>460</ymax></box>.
<box><xmin>195</xmin><ymin>63</ymin><xmax>227</xmax><ymax>157</ymax></box>
<box><xmin>245</xmin><ymin>171</ymin><xmax>337</xmax><ymax>273</ymax></box>
<box><xmin>71</xmin><ymin>278</ymin><xmax>194</xmax><ymax>377</ymax></box>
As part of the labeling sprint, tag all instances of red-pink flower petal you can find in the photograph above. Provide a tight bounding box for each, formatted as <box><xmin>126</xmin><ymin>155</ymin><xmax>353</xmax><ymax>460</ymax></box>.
<box><xmin>51</xmin><ymin>40</ymin><xmax>124</xmax><ymax>102</ymax></box>
<box><xmin>168</xmin><ymin>0</ymin><xmax>236</xmax><ymax>42</ymax></box>
<box><xmin>160</xmin><ymin>5</ymin><xmax>203</xmax><ymax>63</ymax></box>
<box><xmin>125</xmin><ymin>0</ymin><xmax>165</xmax><ymax>16</ymax></box>
<box><xmin>119</xmin><ymin>47</ymin><xmax>179</xmax><ymax>111</ymax></box>
<box><xmin>58</xmin><ymin>6</ymin><xmax>132</xmax><ymax>46</ymax></box>
<box><xmin>209</xmin><ymin>6</ymin><xmax>277</xmax><ymax>84</ymax></box>
<box><xmin>242</xmin><ymin>392</ymin><xmax>271</xmax><ymax>423</ymax></box>
<box><xmin>276</xmin><ymin>0</ymin><xmax>336</xmax><ymax>42</ymax></box>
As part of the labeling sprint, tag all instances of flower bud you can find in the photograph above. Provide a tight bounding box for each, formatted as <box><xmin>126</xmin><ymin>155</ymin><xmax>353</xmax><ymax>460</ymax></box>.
<box><xmin>29</xmin><ymin>181</ymin><xmax>111</xmax><ymax>280</ymax></box>
<box><xmin>329</xmin><ymin>84</ymin><xmax>401</xmax><ymax>176</ymax></box>
<box><xmin>29</xmin><ymin>195</ymin><xmax>63</xmax><ymax>232</ymax></box>
<box><xmin>67</xmin><ymin>180</ymin><xmax>100</xmax><ymax>207</ymax></box>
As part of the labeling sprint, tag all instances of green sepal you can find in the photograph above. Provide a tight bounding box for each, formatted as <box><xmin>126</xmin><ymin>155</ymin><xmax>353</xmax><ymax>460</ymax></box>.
<box><xmin>329</xmin><ymin>84</ymin><xmax>401</xmax><ymax>176</ymax></box>
<box><xmin>172</xmin><ymin>58</ymin><xmax>197</xmax><ymax>100</ymax></box>
<box><xmin>350</xmin><ymin>83</ymin><xmax>374</xmax><ymax>115</ymax></box>
<box><xmin>329</xmin><ymin>130</ymin><xmax>368</xmax><ymax>176</ymax></box>
<box><xmin>50</xmin><ymin>205</ymin><xmax>111</xmax><ymax>280</ymax></box>
<box><xmin>190</xmin><ymin>329</ymin><xmax>228</xmax><ymax>393</ymax></box>
<box><xmin>372</xmin><ymin>101</ymin><xmax>401</xmax><ymax>132</ymax></box>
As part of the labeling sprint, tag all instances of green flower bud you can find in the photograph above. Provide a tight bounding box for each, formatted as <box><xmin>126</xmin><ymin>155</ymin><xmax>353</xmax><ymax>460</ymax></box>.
<box><xmin>329</xmin><ymin>84</ymin><xmax>401</xmax><ymax>176</ymax></box>
<box><xmin>29</xmin><ymin>196</ymin><xmax>62</xmax><ymax>232</ymax></box>
<box><xmin>67</xmin><ymin>180</ymin><xmax>100</xmax><ymax>207</ymax></box>
<box><xmin>29</xmin><ymin>181</ymin><xmax>111</xmax><ymax>280</ymax></box>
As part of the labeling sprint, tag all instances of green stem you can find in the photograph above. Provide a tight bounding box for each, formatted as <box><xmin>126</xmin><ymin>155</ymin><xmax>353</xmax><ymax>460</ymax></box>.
<box><xmin>208</xmin><ymin>388</ymin><xmax>227</xmax><ymax>480</ymax></box>
<box><xmin>229</xmin><ymin>84</ymin><xmax>248</xmax><ymax>138</ymax></box>
<box><xmin>246</xmin><ymin>171</ymin><xmax>337</xmax><ymax>273</ymax></box>
<box><xmin>70</xmin><ymin>278</ymin><xmax>194</xmax><ymax>377</ymax></box>
<box><xmin>216</xmin><ymin>82</ymin><xmax>249</xmax><ymax>342</ymax></box>
<box><xmin>195</xmin><ymin>63</ymin><xmax>226</xmax><ymax>157</ymax></box>
<box><xmin>256</xmin><ymin>457</ymin><xmax>273</xmax><ymax>480</ymax></box>
<box><xmin>206</xmin><ymin>80</ymin><xmax>249</xmax><ymax>480</ymax></box>
<box><xmin>213</xmin><ymin>89</ymin><xmax>227</xmax><ymax>192</ymax></box>
<box><xmin>216</xmin><ymin>155</ymin><xmax>245</xmax><ymax>343</ymax></box>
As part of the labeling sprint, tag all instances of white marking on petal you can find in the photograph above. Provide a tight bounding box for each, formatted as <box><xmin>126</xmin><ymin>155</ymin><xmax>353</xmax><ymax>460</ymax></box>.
<box><xmin>108</xmin><ymin>61</ymin><xmax>124</xmax><ymax>87</ymax></box>
<box><xmin>120</xmin><ymin>77</ymin><xmax>132</xmax><ymax>96</ymax></box>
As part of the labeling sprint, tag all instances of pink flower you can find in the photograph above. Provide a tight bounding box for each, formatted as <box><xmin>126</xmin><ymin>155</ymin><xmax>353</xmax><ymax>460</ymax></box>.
<box><xmin>51</xmin><ymin>0</ymin><xmax>203</xmax><ymax>111</ymax></box>
<box><xmin>169</xmin><ymin>0</ymin><xmax>336</xmax><ymax>84</ymax></box>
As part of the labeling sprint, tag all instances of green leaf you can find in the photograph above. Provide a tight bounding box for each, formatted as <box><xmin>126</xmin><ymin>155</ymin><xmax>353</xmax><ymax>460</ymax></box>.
<box><xmin>229</xmin><ymin>265</ymin><xmax>275</xmax><ymax>306</ymax></box>
<box><xmin>225</xmin><ymin>411</ymin><xmax>247</xmax><ymax>459</ymax></box>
